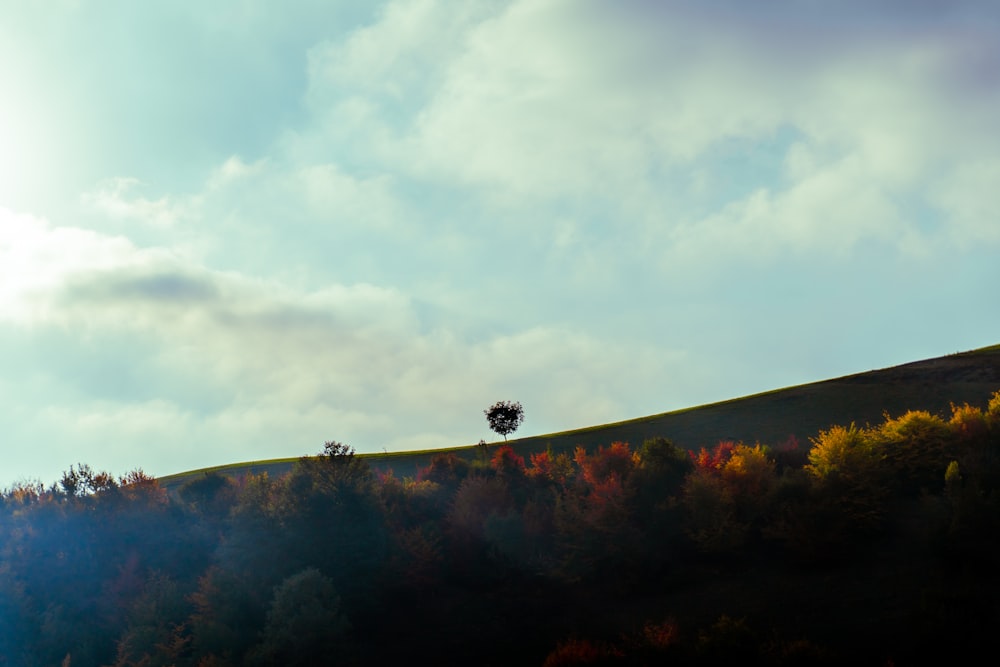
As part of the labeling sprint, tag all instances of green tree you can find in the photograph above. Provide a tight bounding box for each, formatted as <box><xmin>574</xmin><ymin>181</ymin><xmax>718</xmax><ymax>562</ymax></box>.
<box><xmin>247</xmin><ymin>568</ymin><xmax>351</xmax><ymax>667</ymax></box>
<box><xmin>271</xmin><ymin>442</ymin><xmax>389</xmax><ymax>602</ymax></box>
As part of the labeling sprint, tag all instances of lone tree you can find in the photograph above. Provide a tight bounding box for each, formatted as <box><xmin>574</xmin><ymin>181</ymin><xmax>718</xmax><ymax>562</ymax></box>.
<box><xmin>484</xmin><ymin>400</ymin><xmax>525</xmax><ymax>442</ymax></box>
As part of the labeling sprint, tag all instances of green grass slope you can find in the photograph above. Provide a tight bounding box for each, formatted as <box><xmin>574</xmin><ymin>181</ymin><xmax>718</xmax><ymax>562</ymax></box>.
<box><xmin>158</xmin><ymin>343</ymin><xmax>1000</xmax><ymax>491</ymax></box>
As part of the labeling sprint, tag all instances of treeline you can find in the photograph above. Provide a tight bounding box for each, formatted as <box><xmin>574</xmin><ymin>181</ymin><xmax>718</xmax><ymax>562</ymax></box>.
<box><xmin>2</xmin><ymin>393</ymin><xmax>999</xmax><ymax>665</ymax></box>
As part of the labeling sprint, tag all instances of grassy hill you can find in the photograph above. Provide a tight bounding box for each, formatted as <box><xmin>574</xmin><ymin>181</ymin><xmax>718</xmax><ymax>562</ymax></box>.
<box><xmin>158</xmin><ymin>343</ymin><xmax>1000</xmax><ymax>491</ymax></box>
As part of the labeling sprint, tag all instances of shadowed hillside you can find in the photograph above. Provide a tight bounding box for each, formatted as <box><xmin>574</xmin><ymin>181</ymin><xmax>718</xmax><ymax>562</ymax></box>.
<box><xmin>159</xmin><ymin>344</ymin><xmax>1000</xmax><ymax>489</ymax></box>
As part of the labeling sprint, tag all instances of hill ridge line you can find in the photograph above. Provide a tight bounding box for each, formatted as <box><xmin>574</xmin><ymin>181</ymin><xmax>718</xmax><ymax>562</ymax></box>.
<box><xmin>158</xmin><ymin>343</ymin><xmax>1000</xmax><ymax>488</ymax></box>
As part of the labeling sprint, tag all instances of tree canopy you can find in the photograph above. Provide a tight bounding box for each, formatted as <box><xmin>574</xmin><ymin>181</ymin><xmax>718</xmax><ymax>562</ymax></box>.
<box><xmin>484</xmin><ymin>400</ymin><xmax>525</xmax><ymax>442</ymax></box>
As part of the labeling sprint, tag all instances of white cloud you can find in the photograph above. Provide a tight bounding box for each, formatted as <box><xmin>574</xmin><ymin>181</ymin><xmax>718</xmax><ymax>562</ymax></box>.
<box><xmin>293</xmin><ymin>0</ymin><xmax>1000</xmax><ymax>260</ymax></box>
<box><xmin>1</xmin><ymin>212</ymin><xmax>685</xmax><ymax>480</ymax></box>
<box><xmin>0</xmin><ymin>208</ymin><xmax>156</xmax><ymax>323</ymax></box>
<box><xmin>5</xmin><ymin>0</ymin><xmax>1000</xmax><ymax>486</ymax></box>
<box><xmin>206</xmin><ymin>155</ymin><xmax>270</xmax><ymax>191</ymax></box>
<box><xmin>659</xmin><ymin>152</ymin><xmax>907</xmax><ymax>274</ymax></box>
<box><xmin>295</xmin><ymin>0</ymin><xmax>498</xmax><ymax>168</ymax></box>
<box><xmin>195</xmin><ymin>153</ymin><xmax>413</xmax><ymax>242</ymax></box>
<box><xmin>307</xmin><ymin>0</ymin><xmax>489</xmax><ymax>96</ymax></box>
<box><xmin>293</xmin><ymin>163</ymin><xmax>405</xmax><ymax>234</ymax></box>
<box><xmin>403</xmin><ymin>0</ymin><xmax>677</xmax><ymax>197</ymax></box>
<box><xmin>82</xmin><ymin>178</ymin><xmax>189</xmax><ymax>228</ymax></box>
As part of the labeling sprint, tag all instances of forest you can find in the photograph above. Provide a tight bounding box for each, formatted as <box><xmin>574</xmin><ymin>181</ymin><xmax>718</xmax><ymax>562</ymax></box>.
<box><xmin>1</xmin><ymin>391</ymin><xmax>999</xmax><ymax>666</ymax></box>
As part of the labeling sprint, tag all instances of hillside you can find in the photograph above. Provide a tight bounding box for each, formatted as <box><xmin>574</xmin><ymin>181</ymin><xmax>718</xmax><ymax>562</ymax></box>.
<box><xmin>159</xmin><ymin>343</ymin><xmax>1000</xmax><ymax>489</ymax></box>
<box><xmin>8</xmin><ymin>343</ymin><xmax>1000</xmax><ymax>664</ymax></box>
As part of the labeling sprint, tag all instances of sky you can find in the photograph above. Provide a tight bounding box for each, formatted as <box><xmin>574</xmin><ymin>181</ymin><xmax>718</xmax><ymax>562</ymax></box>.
<box><xmin>2</xmin><ymin>0</ymin><xmax>999</xmax><ymax>487</ymax></box>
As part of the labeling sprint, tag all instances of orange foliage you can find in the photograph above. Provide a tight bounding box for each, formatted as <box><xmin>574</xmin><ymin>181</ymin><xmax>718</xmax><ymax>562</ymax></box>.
<box><xmin>574</xmin><ymin>442</ymin><xmax>638</xmax><ymax>486</ymax></box>
<box><xmin>720</xmin><ymin>444</ymin><xmax>775</xmax><ymax>499</ymax></box>
<box><xmin>491</xmin><ymin>444</ymin><xmax>526</xmax><ymax>476</ymax></box>
<box><xmin>527</xmin><ymin>450</ymin><xmax>573</xmax><ymax>485</ymax></box>
<box><xmin>118</xmin><ymin>468</ymin><xmax>169</xmax><ymax>507</ymax></box>
<box><xmin>4</xmin><ymin>481</ymin><xmax>46</xmax><ymax>506</ymax></box>
<box><xmin>988</xmin><ymin>390</ymin><xmax>1000</xmax><ymax>420</ymax></box>
<box><xmin>691</xmin><ymin>441</ymin><xmax>737</xmax><ymax>473</ymax></box>
<box><xmin>588</xmin><ymin>473</ymin><xmax>628</xmax><ymax>511</ymax></box>
<box><xmin>950</xmin><ymin>402</ymin><xmax>991</xmax><ymax>444</ymax></box>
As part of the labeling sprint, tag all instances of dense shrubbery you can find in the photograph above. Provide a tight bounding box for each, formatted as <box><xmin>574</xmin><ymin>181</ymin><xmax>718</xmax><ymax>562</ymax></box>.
<box><xmin>2</xmin><ymin>392</ymin><xmax>1000</xmax><ymax>664</ymax></box>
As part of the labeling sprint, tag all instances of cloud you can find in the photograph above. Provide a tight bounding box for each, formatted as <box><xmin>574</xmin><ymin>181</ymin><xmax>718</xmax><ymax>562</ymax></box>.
<box><xmin>72</xmin><ymin>0</ymin><xmax>994</xmax><ymax>301</ymax></box>
<box><xmin>1</xmin><ymin>212</ymin><xmax>686</xmax><ymax>482</ymax></box>
<box><xmin>0</xmin><ymin>208</ymin><xmax>155</xmax><ymax>323</ymax></box>
<box><xmin>5</xmin><ymin>0</ymin><xmax>999</xmax><ymax>487</ymax></box>
<box><xmin>82</xmin><ymin>178</ymin><xmax>189</xmax><ymax>228</ymax></box>
<box><xmin>292</xmin><ymin>163</ymin><xmax>407</xmax><ymax>235</ymax></box>
<box><xmin>292</xmin><ymin>0</ymin><xmax>1000</xmax><ymax>263</ymax></box>
<box><xmin>306</xmin><ymin>0</ymin><xmax>489</xmax><ymax>97</ymax></box>
<box><xmin>206</xmin><ymin>155</ymin><xmax>270</xmax><ymax>191</ymax></box>
<box><xmin>662</xmin><ymin>150</ymin><xmax>909</xmax><ymax>272</ymax></box>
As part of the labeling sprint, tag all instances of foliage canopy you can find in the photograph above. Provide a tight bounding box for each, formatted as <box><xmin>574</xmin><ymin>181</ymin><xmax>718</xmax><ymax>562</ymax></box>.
<box><xmin>484</xmin><ymin>400</ymin><xmax>525</xmax><ymax>442</ymax></box>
